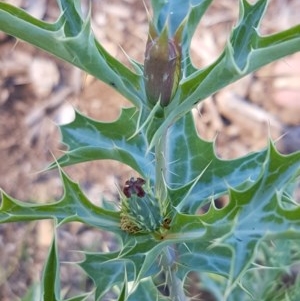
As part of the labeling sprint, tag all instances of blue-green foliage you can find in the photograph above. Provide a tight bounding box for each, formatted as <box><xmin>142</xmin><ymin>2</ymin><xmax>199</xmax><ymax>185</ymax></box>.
<box><xmin>0</xmin><ymin>0</ymin><xmax>300</xmax><ymax>300</ymax></box>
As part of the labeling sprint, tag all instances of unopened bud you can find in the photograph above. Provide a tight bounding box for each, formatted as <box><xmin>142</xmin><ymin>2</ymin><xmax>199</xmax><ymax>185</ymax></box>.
<box><xmin>144</xmin><ymin>25</ymin><xmax>181</xmax><ymax>107</ymax></box>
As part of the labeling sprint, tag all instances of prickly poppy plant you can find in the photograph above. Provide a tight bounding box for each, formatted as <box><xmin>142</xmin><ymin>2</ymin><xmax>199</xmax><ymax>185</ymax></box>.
<box><xmin>1</xmin><ymin>0</ymin><xmax>300</xmax><ymax>300</ymax></box>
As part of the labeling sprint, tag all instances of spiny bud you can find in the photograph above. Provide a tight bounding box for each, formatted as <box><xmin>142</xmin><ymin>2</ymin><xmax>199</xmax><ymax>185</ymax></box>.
<box><xmin>120</xmin><ymin>177</ymin><xmax>171</xmax><ymax>234</ymax></box>
<box><xmin>144</xmin><ymin>24</ymin><xmax>181</xmax><ymax>107</ymax></box>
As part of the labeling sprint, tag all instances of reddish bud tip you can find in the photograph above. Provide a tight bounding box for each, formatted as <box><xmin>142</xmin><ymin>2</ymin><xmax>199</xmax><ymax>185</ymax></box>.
<box><xmin>123</xmin><ymin>177</ymin><xmax>146</xmax><ymax>198</ymax></box>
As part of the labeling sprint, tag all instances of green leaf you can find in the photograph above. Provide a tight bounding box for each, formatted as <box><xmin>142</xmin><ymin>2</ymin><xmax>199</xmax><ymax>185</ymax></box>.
<box><xmin>166</xmin><ymin>112</ymin><xmax>266</xmax><ymax>212</ymax></box>
<box><xmin>21</xmin><ymin>283</ymin><xmax>41</xmax><ymax>301</ymax></box>
<box><xmin>64</xmin><ymin>295</ymin><xmax>91</xmax><ymax>301</ymax></box>
<box><xmin>128</xmin><ymin>277</ymin><xmax>170</xmax><ymax>301</ymax></box>
<box><xmin>199</xmin><ymin>143</ymin><xmax>300</xmax><ymax>294</ymax></box>
<box><xmin>41</xmin><ymin>232</ymin><xmax>90</xmax><ymax>301</ymax></box>
<box><xmin>156</xmin><ymin>143</ymin><xmax>300</xmax><ymax>296</ymax></box>
<box><xmin>52</xmin><ymin>107</ymin><xmax>155</xmax><ymax>180</ymax></box>
<box><xmin>80</xmin><ymin>251</ymin><xmax>133</xmax><ymax>300</ymax></box>
<box><xmin>165</xmin><ymin>213</ymin><xmax>233</xmax><ymax>280</ymax></box>
<box><xmin>59</xmin><ymin>0</ymin><xmax>84</xmax><ymax>37</ymax></box>
<box><xmin>80</xmin><ymin>235</ymin><xmax>165</xmax><ymax>300</ymax></box>
<box><xmin>117</xmin><ymin>274</ymin><xmax>128</xmax><ymax>301</ymax></box>
<box><xmin>231</xmin><ymin>0</ymin><xmax>268</xmax><ymax>71</ymax></box>
<box><xmin>0</xmin><ymin>2</ymin><xmax>144</xmax><ymax>107</ymax></box>
<box><xmin>235</xmin><ymin>239</ymin><xmax>300</xmax><ymax>301</ymax></box>
<box><xmin>0</xmin><ymin>169</ymin><xmax>120</xmax><ymax>232</ymax></box>
<box><xmin>150</xmin><ymin>0</ymin><xmax>213</xmax><ymax>76</ymax></box>
<box><xmin>150</xmin><ymin>0</ymin><xmax>212</xmax><ymax>44</ymax></box>
<box><xmin>41</xmin><ymin>233</ymin><xmax>60</xmax><ymax>301</ymax></box>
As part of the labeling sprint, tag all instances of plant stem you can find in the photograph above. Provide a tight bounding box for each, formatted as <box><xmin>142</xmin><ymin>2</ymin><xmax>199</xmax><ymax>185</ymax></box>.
<box><xmin>160</xmin><ymin>246</ymin><xmax>187</xmax><ymax>301</ymax></box>
<box><xmin>155</xmin><ymin>132</ymin><xmax>167</xmax><ymax>200</ymax></box>
<box><xmin>155</xmin><ymin>128</ymin><xmax>186</xmax><ymax>300</ymax></box>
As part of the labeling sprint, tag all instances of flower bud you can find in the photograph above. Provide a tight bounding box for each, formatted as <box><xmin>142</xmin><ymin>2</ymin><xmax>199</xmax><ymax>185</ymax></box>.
<box><xmin>144</xmin><ymin>25</ymin><xmax>181</xmax><ymax>107</ymax></box>
<box><xmin>120</xmin><ymin>177</ymin><xmax>170</xmax><ymax>234</ymax></box>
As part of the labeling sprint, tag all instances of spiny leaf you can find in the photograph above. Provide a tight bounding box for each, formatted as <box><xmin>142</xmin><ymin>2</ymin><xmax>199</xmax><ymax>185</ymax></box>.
<box><xmin>64</xmin><ymin>295</ymin><xmax>91</xmax><ymax>301</ymax></box>
<box><xmin>231</xmin><ymin>0</ymin><xmax>268</xmax><ymax>71</ymax></box>
<box><xmin>169</xmin><ymin>153</ymin><xmax>299</xmax><ymax>298</ymax></box>
<box><xmin>0</xmin><ymin>2</ymin><xmax>144</xmax><ymax>107</ymax></box>
<box><xmin>117</xmin><ymin>272</ymin><xmax>128</xmax><ymax>301</ymax></box>
<box><xmin>150</xmin><ymin>0</ymin><xmax>213</xmax><ymax>76</ymax></box>
<box><xmin>41</xmin><ymin>233</ymin><xmax>60</xmax><ymax>301</ymax></box>
<box><xmin>235</xmin><ymin>239</ymin><xmax>300</xmax><ymax>301</ymax></box>
<box><xmin>166</xmin><ymin>112</ymin><xmax>266</xmax><ymax>213</ymax></box>
<box><xmin>80</xmin><ymin>252</ymin><xmax>133</xmax><ymax>300</ymax></box>
<box><xmin>80</xmin><ymin>235</ymin><xmax>166</xmax><ymax>300</ymax></box>
<box><xmin>152</xmin><ymin>0</ymin><xmax>212</xmax><ymax>37</ymax></box>
<box><xmin>199</xmin><ymin>142</ymin><xmax>300</xmax><ymax>293</ymax></box>
<box><xmin>0</xmin><ymin>169</ymin><xmax>120</xmax><ymax>232</ymax></box>
<box><xmin>128</xmin><ymin>277</ymin><xmax>171</xmax><ymax>301</ymax></box>
<box><xmin>52</xmin><ymin>107</ymin><xmax>155</xmax><ymax>180</ymax></box>
<box><xmin>156</xmin><ymin>142</ymin><xmax>300</xmax><ymax>296</ymax></box>
<box><xmin>60</xmin><ymin>0</ymin><xmax>84</xmax><ymax>37</ymax></box>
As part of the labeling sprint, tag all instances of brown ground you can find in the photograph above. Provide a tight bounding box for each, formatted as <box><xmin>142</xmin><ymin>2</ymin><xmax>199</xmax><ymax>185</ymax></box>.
<box><xmin>0</xmin><ymin>0</ymin><xmax>300</xmax><ymax>300</ymax></box>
